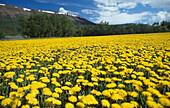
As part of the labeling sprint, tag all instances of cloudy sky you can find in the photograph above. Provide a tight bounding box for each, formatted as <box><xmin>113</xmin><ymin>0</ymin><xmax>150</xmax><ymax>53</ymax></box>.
<box><xmin>1</xmin><ymin>0</ymin><xmax>170</xmax><ymax>24</ymax></box>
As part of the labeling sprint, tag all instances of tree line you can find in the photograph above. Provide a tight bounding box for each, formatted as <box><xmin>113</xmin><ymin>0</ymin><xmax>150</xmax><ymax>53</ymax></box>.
<box><xmin>81</xmin><ymin>21</ymin><xmax>170</xmax><ymax>36</ymax></box>
<box><xmin>0</xmin><ymin>15</ymin><xmax>19</xmax><ymax>38</ymax></box>
<box><xmin>1</xmin><ymin>13</ymin><xmax>170</xmax><ymax>38</ymax></box>
<box><xmin>18</xmin><ymin>14</ymin><xmax>78</xmax><ymax>37</ymax></box>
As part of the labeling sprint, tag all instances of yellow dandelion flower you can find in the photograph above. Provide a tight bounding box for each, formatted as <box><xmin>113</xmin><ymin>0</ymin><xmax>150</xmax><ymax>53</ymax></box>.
<box><xmin>131</xmin><ymin>74</ymin><xmax>136</xmax><ymax>79</ymax></box>
<box><xmin>53</xmin><ymin>99</ymin><xmax>62</xmax><ymax>105</ymax></box>
<box><xmin>136</xmin><ymin>65</ymin><xmax>145</xmax><ymax>69</ymax></box>
<box><xmin>121</xmin><ymin>102</ymin><xmax>133</xmax><ymax>108</ymax></box>
<box><xmin>78</xmin><ymin>76</ymin><xmax>84</xmax><ymax>79</ymax></box>
<box><xmin>96</xmin><ymin>91</ymin><xmax>102</xmax><ymax>96</ymax></box>
<box><xmin>128</xmin><ymin>91</ymin><xmax>138</xmax><ymax>98</ymax></box>
<box><xmin>9</xmin><ymin>92</ymin><xmax>17</xmax><ymax>99</ymax></box>
<box><xmin>19</xmin><ymin>74</ymin><xmax>25</xmax><ymax>78</ymax></box>
<box><xmin>158</xmin><ymin>97</ymin><xmax>170</xmax><ymax>107</ymax></box>
<box><xmin>130</xmin><ymin>101</ymin><xmax>139</xmax><ymax>108</ymax></box>
<box><xmin>4</xmin><ymin>72</ymin><xmax>15</xmax><ymax>78</ymax></box>
<box><xmin>101</xmin><ymin>99</ymin><xmax>110</xmax><ymax>108</ymax></box>
<box><xmin>25</xmin><ymin>93</ymin><xmax>36</xmax><ymax>100</ymax></box>
<box><xmin>91</xmin><ymin>77</ymin><xmax>98</xmax><ymax>81</ymax></box>
<box><xmin>68</xmin><ymin>96</ymin><xmax>77</xmax><ymax>102</ymax></box>
<box><xmin>147</xmin><ymin>96</ymin><xmax>154</xmax><ymax>101</ymax></box>
<box><xmin>76</xmin><ymin>102</ymin><xmax>85</xmax><ymax>108</ymax></box>
<box><xmin>105</xmin><ymin>78</ymin><xmax>111</xmax><ymax>82</ymax></box>
<box><xmin>118</xmin><ymin>84</ymin><xmax>125</xmax><ymax>88</ymax></box>
<box><xmin>26</xmin><ymin>75</ymin><xmax>35</xmax><ymax>81</ymax></box>
<box><xmin>11</xmin><ymin>98</ymin><xmax>21</xmax><ymax>108</ymax></box>
<box><xmin>0</xmin><ymin>96</ymin><xmax>5</xmax><ymax>100</ymax></box>
<box><xmin>65</xmin><ymin>82</ymin><xmax>72</xmax><ymax>86</ymax></box>
<box><xmin>102</xmin><ymin>90</ymin><xmax>111</xmax><ymax>97</ymax></box>
<box><xmin>146</xmin><ymin>101</ymin><xmax>158</xmax><ymax>108</ymax></box>
<box><xmin>165</xmin><ymin>92</ymin><xmax>170</xmax><ymax>97</ymax></box>
<box><xmin>1</xmin><ymin>98</ymin><xmax>12</xmax><ymax>106</ymax></box>
<box><xmin>31</xmin><ymin>89</ymin><xmax>39</xmax><ymax>95</ymax></box>
<box><xmin>99</xmin><ymin>78</ymin><xmax>105</xmax><ymax>81</ymax></box>
<box><xmin>39</xmin><ymin>77</ymin><xmax>50</xmax><ymax>83</ymax></box>
<box><xmin>21</xmin><ymin>104</ymin><xmax>30</xmax><ymax>108</ymax></box>
<box><xmin>55</xmin><ymin>88</ymin><xmax>63</xmax><ymax>93</ymax></box>
<box><xmin>82</xmin><ymin>94</ymin><xmax>98</xmax><ymax>105</ymax></box>
<box><xmin>142</xmin><ymin>91</ymin><xmax>152</xmax><ymax>97</ymax></box>
<box><xmin>52</xmin><ymin>93</ymin><xmax>59</xmax><ymax>98</ymax></box>
<box><xmin>52</xmin><ymin>73</ymin><xmax>60</xmax><ymax>78</ymax></box>
<box><xmin>45</xmin><ymin>97</ymin><xmax>55</xmax><ymax>104</ymax></box>
<box><xmin>17</xmin><ymin>87</ymin><xmax>24</xmax><ymax>93</ymax></box>
<box><xmin>9</xmin><ymin>83</ymin><xmax>18</xmax><ymax>89</ymax></box>
<box><xmin>93</xmin><ymin>82</ymin><xmax>98</xmax><ymax>86</ymax></box>
<box><xmin>65</xmin><ymin>103</ymin><xmax>74</xmax><ymax>108</ymax></box>
<box><xmin>111</xmin><ymin>103</ymin><xmax>121</xmax><ymax>108</ymax></box>
<box><xmin>61</xmin><ymin>86</ymin><xmax>70</xmax><ymax>90</ymax></box>
<box><xmin>54</xmin><ymin>82</ymin><xmax>61</xmax><ymax>86</ymax></box>
<box><xmin>43</xmin><ymin>88</ymin><xmax>52</xmax><ymax>96</ymax></box>
<box><xmin>16</xmin><ymin>78</ymin><xmax>24</xmax><ymax>82</ymax></box>
<box><xmin>28</xmin><ymin>98</ymin><xmax>38</xmax><ymax>105</ymax></box>
<box><xmin>106</xmin><ymin>83</ymin><xmax>117</xmax><ymax>88</ymax></box>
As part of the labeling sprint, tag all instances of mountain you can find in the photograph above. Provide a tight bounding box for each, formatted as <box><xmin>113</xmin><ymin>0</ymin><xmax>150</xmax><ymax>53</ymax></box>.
<box><xmin>0</xmin><ymin>3</ymin><xmax>96</xmax><ymax>37</ymax></box>
<box><xmin>0</xmin><ymin>4</ymin><xmax>95</xmax><ymax>25</ymax></box>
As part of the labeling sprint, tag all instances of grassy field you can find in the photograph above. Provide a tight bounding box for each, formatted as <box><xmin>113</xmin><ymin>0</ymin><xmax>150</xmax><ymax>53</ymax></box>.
<box><xmin>0</xmin><ymin>33</ymin><xmax>170</xmax><ymax>108</ymax></box>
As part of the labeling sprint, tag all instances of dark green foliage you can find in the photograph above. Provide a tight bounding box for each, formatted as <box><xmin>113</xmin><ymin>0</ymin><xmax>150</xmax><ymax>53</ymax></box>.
<box><xmin>161</xmin><ymin>21</ymin><xmax>170</xmax><ymax>30</ymax></box>
<box><xmin>19</xmin><ymin>14</ymin><xmax>77</xmax><ymax>37</ymax></box>
<box><xmin>0</xmin><ymin>30</ymin><xmax>6</xmax><ymax>39</ymax></box>
<box><xmin>1</xmin><ymin>12</ymin><xmax>170</xmax><ymax>38</ymax></box>
<box><xmin>60</xmin><ymin>15</ymin><xmax>76</xmax><ymax>37</ymax></box>
<box><xmin>75</xmin><ymin>26</ymin><xmax>83</xmax><ymax>37</ymax></box>
<box><xmin>80</xmin><ymin>22</ymin><xmax>170</xmax><ymax>36</ymax></box>
<box><xmin>0</xmin><ymin>14</ymin><xmax>20</xmax><ymax>36</ymax></box>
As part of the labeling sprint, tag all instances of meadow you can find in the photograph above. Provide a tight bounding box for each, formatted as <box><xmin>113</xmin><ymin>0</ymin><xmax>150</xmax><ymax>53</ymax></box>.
<box><xmin>0</xmin><ymin>33</ymin><xmax>170</xmax><ymax>108</ymax></box>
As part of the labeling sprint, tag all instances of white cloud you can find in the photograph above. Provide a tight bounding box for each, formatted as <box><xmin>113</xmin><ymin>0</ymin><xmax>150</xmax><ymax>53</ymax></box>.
<box><xmin>67</xmin><ymin>11</ymin><xmax>79</xmax><ymax>15</ymax></box>
<box><xmin>93</xmin><ymin>0</ymin><xmax>117</xmax><ymax>6</ymax></box>
<box><xmin>96</xmin><ymin>4</ymin><xmax>119</xmax><ymax>12</ymax></box>
<box><xmin>34</xmin><ymin>0</ymin><xmax>48</xmax><ymax>3</ymax></box>
<box><xmin>117</xmin><ymin>2</ymin><xmax>137</xmax><ymax>9</ymax></box>
<box><xmin>136</xmin><ymin>0</ymin><xmax>170</xmax><ymax>12</ymax></box>
<box><xmin>59</xmin><ymin>7</ymin><xmax>79</xmax><ymax>15</ymax></box>
<box><xmin>82</xmin><ymin>0</ymin><xmax>170</xmax><ymax>24</ymax></box>
<box><xmin>81</xmin><ymin>9</ymin><xmax>96</xmax><ymax>14</ymax></box>
<box><xmin>95</xmin><ymin>11</ymin><xmax>151</xmax><ymax>24</ymax></box>
<box><xmin>94</xmin><ymin>0</ymin><xmax>170</xmax><ymax>12</ymax></box>
<box><xmin>149</xmin><ymin>11</ymin><xmax>170</xmax><ymax>23</ymax></box>
<box><xmin>59</xmin><ymin>7</ymin><xmax>68</xmax><ymax>14</ymax></box>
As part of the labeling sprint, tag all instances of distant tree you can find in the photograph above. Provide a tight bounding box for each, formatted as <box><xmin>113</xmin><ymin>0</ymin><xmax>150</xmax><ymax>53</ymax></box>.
<box><xmin>18</xmin><ymin>13</ymin><xmax>170</xmax><ymax>38</ymax></box>
<box><xmin>0</xmin><ymin>30</ymin><xmax>6</xmax><ymax>39</ymax></box>
<box><xmin>152</xmin><ymin>22</ymin><xmax>159</xmax><ymax>26</ymax></box>
<box><xmin>60</xmin><ymin>15</ymin><xmax>76</xmax><ymax>37</ymax></box>
<box><xmin>75</xmin><ymin>26</ymin><xmax>83</xmax><ymax>36</ymax></box>
<box><xmin>125</xmin><ymin>24</ymin><xmax>136</xmax><ymax>34</ymax></box>
<box><xmin>161</xmin><ymin>26</ymin><xmax>169</xmax><ymax>32</ymax></box>
<box><xmin>18</xmin><ymin>15</ymin><xmax>28</xmax><ymax>36</ymax></box>
<box><xmin>161</xmin><ymin>20</ymin><xmax>170</xmax><ymax>30</ymax></box>
<box><xmin>153</xmin><ymin>26</ymin><xmax>162</xmax><ymax>33</ymax></box>
<box><xmin>50</xmin><ymin>15</ymin><xmax>63</xmax><ymax>37</ymax></box>
<box><xmin>114</xmin><ymin>25</ymin><xmax>125</xmax><ymax>34</ymax></box>
<box><xmin>98</xmin><ymin>21</ymin><xmax>109</xmax><ymax>35</ymax></box>
<box><xmin>136</xmin><ymin>24</ymin><xmax>149</xmax><ymax>33</ymax></box>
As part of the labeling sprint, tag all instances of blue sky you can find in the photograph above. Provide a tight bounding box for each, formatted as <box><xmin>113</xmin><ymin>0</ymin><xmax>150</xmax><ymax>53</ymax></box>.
<box><xmin>0</xmin><ymin>0</ymin><xmax>170</xmax><ymax>24</ymax></box>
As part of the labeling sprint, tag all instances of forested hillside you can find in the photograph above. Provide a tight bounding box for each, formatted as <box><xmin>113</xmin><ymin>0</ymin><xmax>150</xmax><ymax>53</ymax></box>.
<box><xmin>0</xmin><ymin>4</ymin><xmax>170</xmax><ymax>38</ymax></box>
<box><xmin>19</xmin><ymin>14</ymin><xmax>170</xmax><ymax>38</ymax></box>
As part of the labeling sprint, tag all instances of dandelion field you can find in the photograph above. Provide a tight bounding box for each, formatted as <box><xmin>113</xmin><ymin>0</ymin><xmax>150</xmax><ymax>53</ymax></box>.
<box><xmin>0</xmin><ymin>33</ymin><xmax>170</xmax><ymax>108</ymax></box>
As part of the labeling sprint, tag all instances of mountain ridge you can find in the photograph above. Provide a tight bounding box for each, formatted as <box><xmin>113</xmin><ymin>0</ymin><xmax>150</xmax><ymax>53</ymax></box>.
<box><xmin>0</xmin><ymin>3</ymin><xmax>95</xmax><ymax>25</ymax></box>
